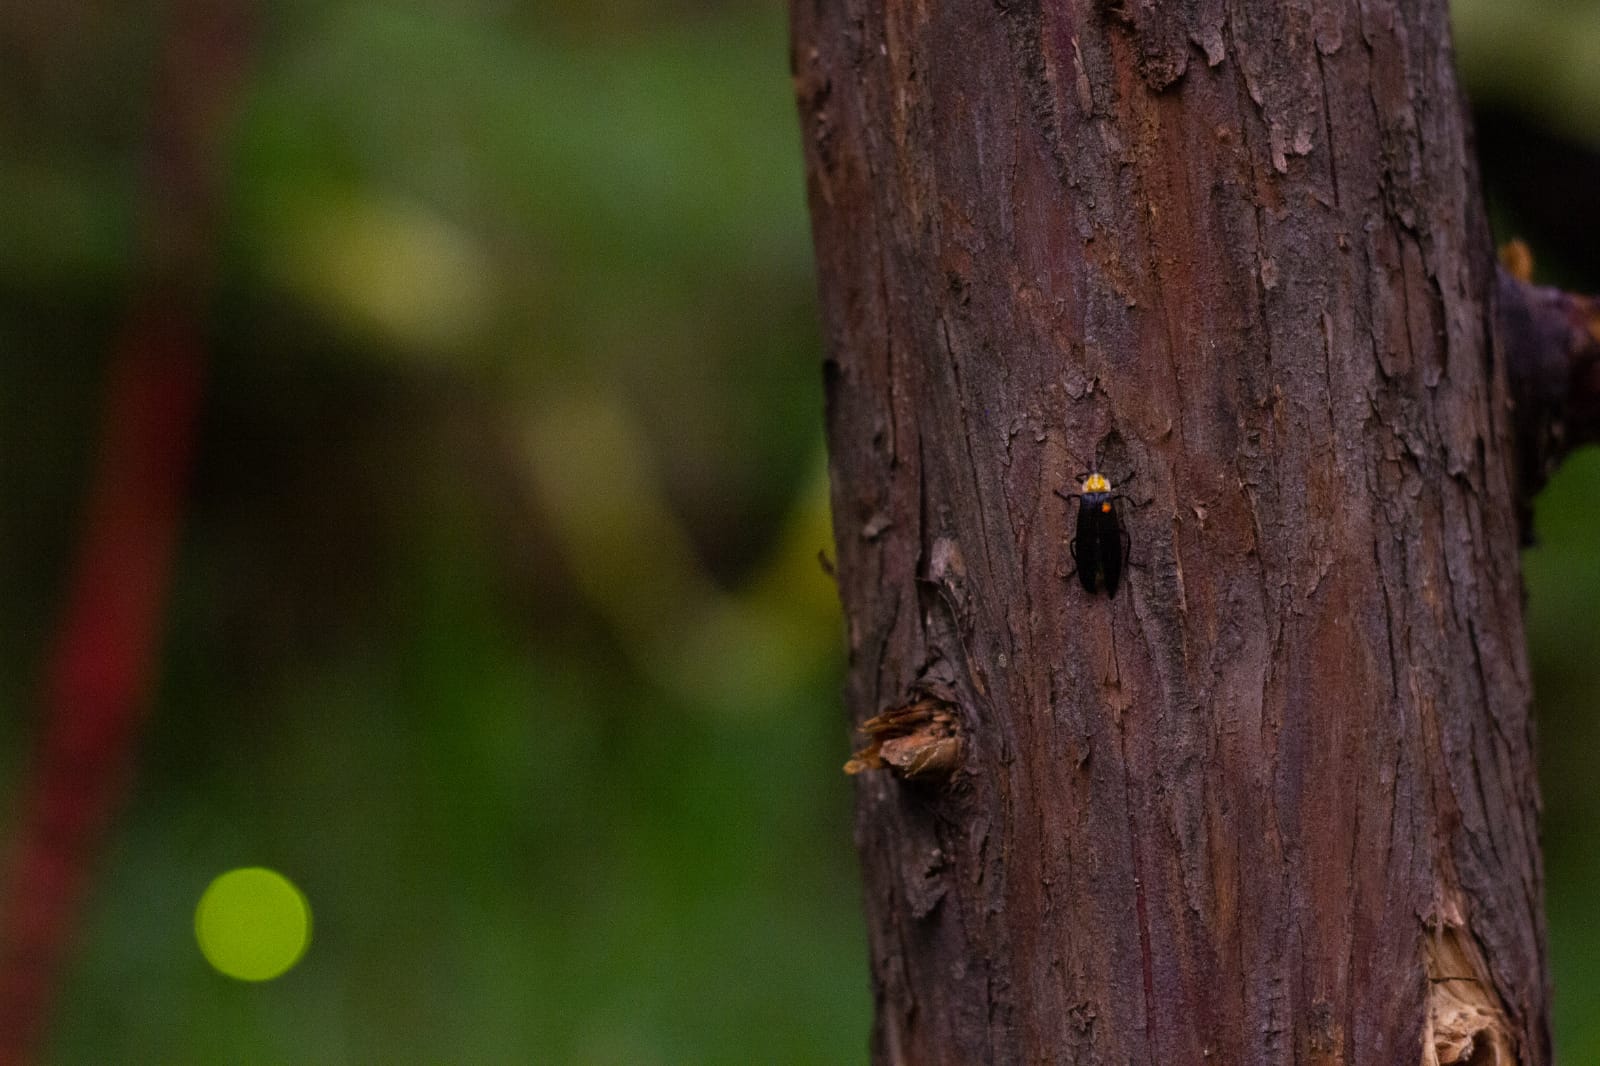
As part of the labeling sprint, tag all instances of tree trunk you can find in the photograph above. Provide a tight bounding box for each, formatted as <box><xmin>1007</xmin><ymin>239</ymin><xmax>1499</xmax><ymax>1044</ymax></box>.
<box><xmin>792</xmin><ymin>0</ymin><xmax>1549</xmax><ymax>1061</ymax></box>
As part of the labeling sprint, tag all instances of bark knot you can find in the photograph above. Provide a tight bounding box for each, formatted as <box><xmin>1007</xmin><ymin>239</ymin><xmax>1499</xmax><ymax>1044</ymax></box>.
<box><xmin>844</xmin><ymin>697</ymin><xmax>963</xmax><ymax>781</ymax></box>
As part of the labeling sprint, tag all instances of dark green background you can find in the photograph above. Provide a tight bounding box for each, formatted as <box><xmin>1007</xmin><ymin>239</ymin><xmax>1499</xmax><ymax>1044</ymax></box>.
<box><xmin>2</xmin><ymin>0</ymin><xmax>1596</xmax><ymax>1060</ymax></box>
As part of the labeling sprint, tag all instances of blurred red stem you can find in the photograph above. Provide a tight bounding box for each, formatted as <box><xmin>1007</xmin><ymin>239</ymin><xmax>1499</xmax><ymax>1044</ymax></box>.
<box><xmin>0</xmin><ymin>317</ymin><xmax>206</xmax><ymax>1063</ymax></box>
<box><xmin>0</xmin><ymin>3</ymin><xmax>251</xmax><ymax>1061</ymax></box>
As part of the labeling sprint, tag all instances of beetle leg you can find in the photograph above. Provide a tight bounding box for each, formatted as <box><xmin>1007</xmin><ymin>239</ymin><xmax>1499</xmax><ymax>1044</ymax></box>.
<box><xmin>1060</xmin><ymin>537</ymin><xmax>1079</xmax><ymax>581</ymax></box>
<box><xmin>1121</xmin><ymin>528</ymin><xmax>1148</xmax><ymax>571</ymax></box>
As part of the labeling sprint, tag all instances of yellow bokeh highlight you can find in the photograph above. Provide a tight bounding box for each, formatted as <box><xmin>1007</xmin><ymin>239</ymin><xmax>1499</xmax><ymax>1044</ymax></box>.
<box><xmin>194</xmin><ymin>868</ymin><xmax>312</xmax><ymax>982</ymax></box>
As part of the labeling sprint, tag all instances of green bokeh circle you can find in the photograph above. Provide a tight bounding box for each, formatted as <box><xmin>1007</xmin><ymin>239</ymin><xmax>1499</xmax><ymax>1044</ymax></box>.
<box><xmin>194</xmin><ymin>867</ymin><xmax>312</xmax><ymax>981</ymax></box>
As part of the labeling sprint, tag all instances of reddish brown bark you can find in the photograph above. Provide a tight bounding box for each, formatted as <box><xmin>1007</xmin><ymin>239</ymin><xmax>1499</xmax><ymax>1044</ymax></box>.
<box><xmin>793</xmin><ymin>0</ymin><xmax>1548</xmax><ymax>1062</ymax></box>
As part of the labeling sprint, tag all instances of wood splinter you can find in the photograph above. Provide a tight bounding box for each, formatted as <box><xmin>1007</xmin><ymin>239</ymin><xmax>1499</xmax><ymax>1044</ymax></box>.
<box><xmin>844</xmin><ymin>698</ymin><xmax>963</xmax><ymax>780</ymax></box>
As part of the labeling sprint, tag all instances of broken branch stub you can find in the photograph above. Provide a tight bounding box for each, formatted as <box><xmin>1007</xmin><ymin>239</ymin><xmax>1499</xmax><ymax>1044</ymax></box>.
<box><xmin>1496</xmin><ymin>243</ymin><xmax>1600</xmax><ymax>532</ymax></box>
<box><xmin>844</xmin><ymin>698</ymin><xmax>963</xmax><ymax>781</ymax></box>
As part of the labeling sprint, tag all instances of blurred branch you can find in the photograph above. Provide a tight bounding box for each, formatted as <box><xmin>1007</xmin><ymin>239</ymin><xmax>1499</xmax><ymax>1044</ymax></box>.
<box><xmin>0</xmin><ymin>3</ymin><xmax>253</xmax><ymax>1061</ymax></box>
<box><xmin>526</xmin><ymin>394</ymin><xmax>840</xmax><ymax>716</ymax></box>
<box><xmin>1497</xmin><ymin>243</ymin><xmax>1600</xmax><ymax>536</ymax></box>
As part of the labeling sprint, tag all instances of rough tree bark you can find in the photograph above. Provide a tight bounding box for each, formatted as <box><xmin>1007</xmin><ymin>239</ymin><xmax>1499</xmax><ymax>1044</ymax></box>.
<box><xmin>793</xmin><ymin>0</ymin><xmax>1550</xmax><ymax>1062</ymax></box>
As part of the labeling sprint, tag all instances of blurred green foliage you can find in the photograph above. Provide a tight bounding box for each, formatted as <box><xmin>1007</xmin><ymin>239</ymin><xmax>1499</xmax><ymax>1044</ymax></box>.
<box><xmin>2</xmin><ymin>0</ymin><xmax>1599</xmax><ymax>1061</ymax></box>
<box><xmin>5</xmin><ymin>2</ymin><xmax>861</xmax><ymax>1062</ymax></box>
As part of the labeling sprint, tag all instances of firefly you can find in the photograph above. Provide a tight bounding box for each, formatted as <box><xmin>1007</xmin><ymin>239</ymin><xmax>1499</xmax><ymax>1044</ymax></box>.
<box><xmin>1056</xmin><ymin>471</ymin><xmax>1134</xmax><ymax>597</ymax></box>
